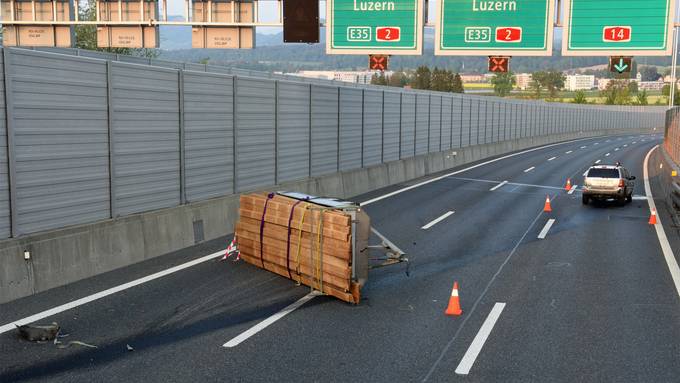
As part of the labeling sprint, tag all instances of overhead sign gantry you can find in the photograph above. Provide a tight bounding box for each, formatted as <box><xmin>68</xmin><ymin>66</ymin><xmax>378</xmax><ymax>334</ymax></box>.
<box><xmin>326</xmin><ymin>0</ymin><xmax>424</xmax><ymax>55</ymax></box>
<box><xmin>1</xmin><ymin>0</ymin><xmax>74</xmax><ymax>47</ymax></box>
<box><xmin>435</xmin><ymin>0</ymin><xmax>555</xmax><ymax>56</ymax></box>
<box><xmin>562</xmin><ymin>0</ymin><xmax>677</xmax><ymax>56</ymax></box>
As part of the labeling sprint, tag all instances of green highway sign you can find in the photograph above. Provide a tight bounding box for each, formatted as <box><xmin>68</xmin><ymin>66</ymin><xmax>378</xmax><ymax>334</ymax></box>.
<box><xmin>435</xmin><ymin>0</ymin><xmax>555</xmax><ymax>56</ymax></box>
<box><xmin>562</xmin><ymin>0</ymin><xmax>677</xmax><ymax>56</ymax></box>
<box><xmin>326</xmin><ymin>0</ymin><xmax>424</xmax><ymax>55</ymax></box>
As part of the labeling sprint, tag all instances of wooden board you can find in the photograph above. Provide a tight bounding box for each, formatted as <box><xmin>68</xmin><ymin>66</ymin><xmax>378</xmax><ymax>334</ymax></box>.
<box><xmin>236</xmin><ymin>192</ymin><xmax>360</xmax><ymax>304</ymax></box>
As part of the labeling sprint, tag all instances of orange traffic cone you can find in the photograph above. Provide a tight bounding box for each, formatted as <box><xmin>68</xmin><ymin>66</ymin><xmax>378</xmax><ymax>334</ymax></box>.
<box><xmin>544</xmin><ymin>195</ymin><xmax>552</xmax><ymax>212</ymax></box>
<box><xmin>445</xmin><ymin>281</ymin><xmax>463</xmax><ymax>316</ymax></box>
<box><xmin>565</xmin><ymin>178</ymin><xmax>572</xmax><ymax>191</ymax></box>
<box><xmin>649</xmin><ymin>209</ymin><xmax>658</xmax><ymax>225</ymax></box>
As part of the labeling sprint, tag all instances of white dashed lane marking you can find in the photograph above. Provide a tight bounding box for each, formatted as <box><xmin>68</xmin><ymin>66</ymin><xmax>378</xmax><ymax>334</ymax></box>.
<box><xmin>422</xmin><ymin>211</ymin><xmax>455</xmax><ymax>230</ymax></box>
<box><xmin>538</xmin><ymin>219</ymin><xmax>556</xmax><ymax>239</ymax></box>
<box><xmin>524</xmin><ymin>167</ymin><xmax>535</xmax><ymax>173</ymax></box>
<box><xmin>490</xmin><ymin>181</ymin><xmax>509</xmax><ymax>191</ymax></box>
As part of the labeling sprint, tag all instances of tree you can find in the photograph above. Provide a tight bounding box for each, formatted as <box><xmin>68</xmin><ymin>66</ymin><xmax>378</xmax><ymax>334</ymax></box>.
<box><xmin>490</xmin><ymin>72</ymin><xmax>515</xmax><ymax>97</ymax></box>
<box><xmin>530</xmin><ymin>70</ymin><xmax>565</xmax><ymax>99</ymax></box>
<box><xmin>75</xmin><ymin>0</ymin><xmax>158</xmax><ymax>58</ymax></box>
<box><xmin>543</xmin><ymin>70</ymin><xmax>566</xmax><ymax>99</ymax></box>
<box><xmin>370</xmin><ymin>72</ymin><xmax>387</xmax><ymax>86</ymax></box>
<box><xmin>530</xmin><ymin>71</ymin><xmax>547</xmax><ymax>98</ymax></box>
<box><xmin>639</xmin><ymin>66</ymin><xmax>661</xmax><ymax>82</ymax></box>
<box><xmin>430</xmin><ymin>67</ymin><xmax>448</xmax><ymax>91</ymax></box>
<box><xmin>411</xmin><ymin>66</ymin><xmax>431</xmax><ymax>90</ymax></box>
<box><xmin>573</xmin><ymin>90</ymin><xmax>588</xmax><ymax>104</ymax></box>
<box><xmin>387</xmin><ymin>71</ymin><xmax>409</xmax><ymax>88</ymax></box>
<box><xmin>451</xmin><ymin>73</ymin><xmax>465</xmax><ymax>93</ymax></box>
<box><xmin>601</xmin><ymin>80</ymin><xmax>631</xmax><ymax>105</ymax></box>
<box><xmin>662</xmin><ymin>84</ymin><xmax>671</xmax><ymax>96</ymax></box>
<box><xmin>635</xmin><ymin>90</ymin><xmax>649</xmax><ymax>106</ymax></box>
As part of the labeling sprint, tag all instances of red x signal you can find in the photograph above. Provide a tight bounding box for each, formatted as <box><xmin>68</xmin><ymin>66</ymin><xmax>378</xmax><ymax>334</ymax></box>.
<box><xmin>488</xmin><ymin>56</ymin><xmax>510</xmax><ymax>73</ymax></box>
<box><xmin>369</xmin><ymin>55</ymin><xmax>388</xmax><ymax>71</ymax></box>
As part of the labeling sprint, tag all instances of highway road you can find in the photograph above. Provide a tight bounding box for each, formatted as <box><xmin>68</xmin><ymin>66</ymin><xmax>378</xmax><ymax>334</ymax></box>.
<box><xmin>2</xmin><ymin>132</ymin><xmax>679</xmax><ymax>382</ymax></box>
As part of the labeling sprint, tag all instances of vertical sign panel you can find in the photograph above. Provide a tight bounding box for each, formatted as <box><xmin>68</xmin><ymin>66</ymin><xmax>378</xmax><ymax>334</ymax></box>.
<box><xmin>435</xmin><ymin>0</ymin><xmax>554</xmax><ymax>56</ymax></box>
<box><xmin>563</xmin><ymin>0</ymin><xmax>676</xmax><ymax>56</ymax></box>
<box><xmin>326</xmin><ymin>0</ymin><xmax>424</xmax><ymax>55</ymax></box>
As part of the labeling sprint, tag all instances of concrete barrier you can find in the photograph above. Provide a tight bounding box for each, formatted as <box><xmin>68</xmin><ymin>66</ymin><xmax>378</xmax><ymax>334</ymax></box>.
<box><xmin>0</xmin><ymin>128</ymin><xmax>655</xmax><ymax>303</ymax></box>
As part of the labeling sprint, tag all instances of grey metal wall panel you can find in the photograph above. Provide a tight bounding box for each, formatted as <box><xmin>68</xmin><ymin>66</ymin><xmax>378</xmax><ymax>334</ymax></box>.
<box><xmin>78</xmin><ymin>50</ymin><xmax>117</xmax><ymax>60</ymax></box>
<box><xmin>235</xmin><ymin>77</ymin><xmax>276</xmax><ymax>191</ymax></box>
<box><xmin>184</xmin><ymin>63</ymin><xmax>207</xmax><ymax>72</ymax></box>
<box><xmin>152</xmin><ymin>59</ymin><xmax>183</xmax><ymax>70</ymax></box>
<box><xmin>415</xmin><ymin>94</ymin><xmax>429</xmax><ymax>155</ymax></box>
<box><xmin>119</xmin><ymin>56</ymin><xmax>150</xmax><ymax>65</ymax></box>
<box><xmin>206</xmin><ymin>65</ymin><xmax>231</xmax><ymax>74</ymax></box>
<box><xmin>183</xmin><ymin>72</ymin><xmax>234</xmax><ymax>202</ymax></box>
<box><xmin>429</xmin><ymin>96</ymin><xmax>442</xmax><ymax>152</ymax></box>
<box><xmin>461</xmin><ymin>98</ymin><xmax>471</xmax><ymax>147</ymax></box>
<box><xmin>10</xmin><ymin>50</ymin><xmax>110</xmax><ymax>234</ymax></box>
<box><xmin>362</xmin><ymin>90</ymin><xmax>382</xmax><ymax>166</ymax></box>
<box><xmin>311</xmin><ymin>85</ymin><xmax>338</xmax><ymax>176</ymax></box>
<box><xmin>111</xmin><ymin>62</ymin><xmax>180</xmax><ymax>215</ymax></box>
<box><xmin>339</xmin><ymin>88</ymin><xmax>362</xmax><ymax>171</ymax></box>
<box><xmin>382</xmin><ymin>92</ymin><xmax>400</xmax><ymax>162</ymax></box>
<box><xmin>452</xmin><ymin>96</ymin><xmax>463</xmax><ymax>148</ymax></box>
<box><xmin>277</xmin><ymin>81</ymin><xmax>310</xmax><ymax>182</ymax></box>
<box><xmin>400</xmin><ymin>93</ymin><xmax>416</xmax><ymax>158</ymax></box>
<box><xmin>0</xmin><ymin>51</ymin><xmax>10</xmax><ymax>238</ymax></box>
<box><xmin>441</xmin><ymin>97</ymin><xmax>452</xmax><ymax>150</ymax></box>
<box><xmin>494</xmin><ymin>102</ymin><xmax>501</xmax><ymax>142</ymax></box>
<box><xmin>471</xmin><ymin>100</ymin><xmax>480</xmax><ymax>145</ymax></box>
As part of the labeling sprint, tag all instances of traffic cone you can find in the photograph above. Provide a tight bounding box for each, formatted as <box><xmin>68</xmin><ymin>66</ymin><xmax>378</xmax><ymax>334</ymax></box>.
<box><xmin>564</xmin><ymin>178</ymin><xmax>572</xmax><ymax>191</ymax></box>
<box><xmin>445</xmin><ymin>281</ymin><xmax>463</xmax><ymax>316</ymax></box>
<box><xmin>649</xmin><ymin>209</ymin><xmax>658</xmax><ymax>225</ymax></box>
<box><xmin>544</xmin><ymin>195</ymin><xmax>552</xmax><ymax>212</ymax></box>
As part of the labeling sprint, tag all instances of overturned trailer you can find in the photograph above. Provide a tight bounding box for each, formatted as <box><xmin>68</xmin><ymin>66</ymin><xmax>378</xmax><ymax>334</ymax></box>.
<box><xmin>235</xmin><ymin>192</ymin><xmax>407</xmax><ymax>303</ymax></box>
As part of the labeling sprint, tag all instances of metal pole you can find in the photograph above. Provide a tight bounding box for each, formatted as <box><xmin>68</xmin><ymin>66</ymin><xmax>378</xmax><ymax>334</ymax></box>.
<box><xmin>671</xmin><ymin>26</ymin><xmax>678</xmax><ymax>109</ymax></box>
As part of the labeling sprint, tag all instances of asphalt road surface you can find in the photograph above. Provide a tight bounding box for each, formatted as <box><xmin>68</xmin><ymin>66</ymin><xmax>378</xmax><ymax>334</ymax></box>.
<box><xmin>2</xmin><ymin>132</ymin><xmax>679</xmax><ymax>382</ymax></box>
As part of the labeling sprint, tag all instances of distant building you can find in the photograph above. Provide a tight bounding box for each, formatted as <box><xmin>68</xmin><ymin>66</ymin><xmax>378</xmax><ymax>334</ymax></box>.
<box><xmin>597</xmin><ymin>78</ymin><xmax>613</xmax><ymax>90</ymax></box>
<box><xmin>514</xmin><ymin>73</ymin><xmax>532</xmax><ymax>90</ymax></box>
<box><xmin>639</xmin><ymin>80</ymin><xmax>666</xmax><ymax>91</ymax></box>
<box><xmin>565</xmin><ymin>74</ymin><xmax>595</xmax><ymax>91</ymax></box>
<box><xmin>292</xmin><ymin>70</ymin><xmax>392</xmax><ymax>84</ymax></box>
<box><xmin>460</xmin><ymin>74</ymin><xmax>485</xmax><ymax>83</ymax></box>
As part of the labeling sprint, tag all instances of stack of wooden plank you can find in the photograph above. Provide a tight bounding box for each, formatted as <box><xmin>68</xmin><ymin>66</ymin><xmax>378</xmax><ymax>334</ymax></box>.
<box><xmin>236</xmin><ymin>193</ymin><xmax>361</xmax><ymax>303</ymax></box>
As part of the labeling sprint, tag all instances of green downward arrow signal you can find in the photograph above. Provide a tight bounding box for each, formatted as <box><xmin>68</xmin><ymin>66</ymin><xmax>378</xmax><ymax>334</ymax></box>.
<box><xmin>614</xmin><ymin>58</ymin><xmax>629</xmax><ymax>73</ymax></box>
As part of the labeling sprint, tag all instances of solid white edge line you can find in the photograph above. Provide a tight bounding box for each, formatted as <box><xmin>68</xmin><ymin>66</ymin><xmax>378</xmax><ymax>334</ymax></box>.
<box><xmin>454</xmin><ymin>302</ymin><xmax>506</xmax><ymax>375</ymax></box>
<box><xmin>537</xmin><ymin>219</ymin><xmax>556</xmax><ymax>239</ymax></box>
<box><xmin>490</xmin><ymin>180</ymin><xmax>508</xmax><ymax>191</ymax></box>
<box><xmin>359</xmin><ymin>137</ymin><xmax>601</xmax><ymax>206</ymax></box>
<box><xmin>568</xmin><ymin>185</ymin><xmax>578</xmax><ymax>195</ymax></box>
<box><xmin>643</xmin><ymin>146</ymin><xmax>680</xmax><ymax>300</ymax></box>
<box><xmin>524</xmin><ymin>166</ymin><xmax>535</xmax><ymax>173</ymax></box>
<box><xmin>223</xmin><ymin>291</ymin><xmax>319</xmax><ymax>348</ymax></box>
<box><xmin>422</xmin><ymin>211</ymin><xmax>455</xmax><ymax>230</ymax></box>
<box><xmin>0</xmin><ymin>248</ymin><xmax>227</xmax><ymax>335</ymax></box>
